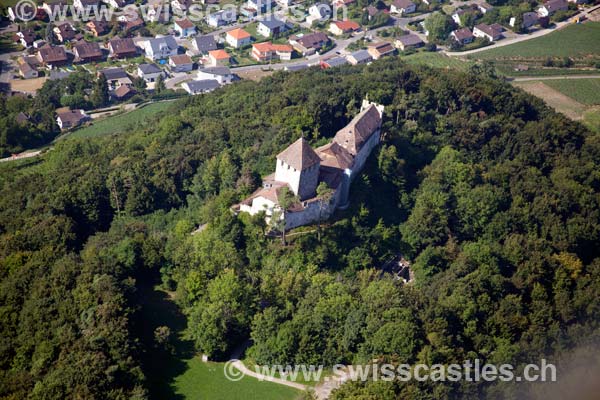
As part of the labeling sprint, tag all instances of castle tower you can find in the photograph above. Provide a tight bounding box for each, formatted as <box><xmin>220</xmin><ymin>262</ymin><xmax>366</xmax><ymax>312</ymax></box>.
<box><xmin>275</xmin><ymin>137</ymin><xmax>321</xmax><ymax>200</ymax></box>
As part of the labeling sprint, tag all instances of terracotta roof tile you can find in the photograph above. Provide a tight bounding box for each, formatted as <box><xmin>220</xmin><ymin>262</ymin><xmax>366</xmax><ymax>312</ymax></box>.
<box><xmin>277</xmin><ymin>137</ymin><xmax>321</xmax><ymax>170</ymax></box>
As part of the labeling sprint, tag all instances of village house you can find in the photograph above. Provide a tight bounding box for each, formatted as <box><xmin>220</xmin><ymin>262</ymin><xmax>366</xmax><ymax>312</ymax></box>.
<box><xmin>207</xmin><ymin>10</ymin><xmax>237</xmax><ymax>28</ymax></box>
<box><xmin>192</xmin><ymin>35</ymin><xmax>217</xmax><ymax>55</ymax></box>
<box><xmin>450</xmin><ymin>27</ymin><xmax>474</xmax><ymax>45</ymax></box>
<box><xmin>395</xmin><ymin>34</ymin><xmax>424</xmax><ymax>51</ymax></box>
<box><xmin>100</xmin><ymin>67</ymin><xmax>132</xmax><ymax>89</ymax></box>
<box><xmin>473</xmin><ymin>23</ymin><xmax>503</xmax><ymax>41</ymax></box>
<box><xmin>226</xmin><ymin>28</ymin><xmax>252</xmax><ymax>48</ymax></box>
<box><xmin>108</xmin><ymin>37</ymin><xmax>138</xmax><ymax>58</ymax></box>
<box><xmin>56</xmin><ymin>109</ymin><xmax>89</xmax><ymax>130</ymax></box>
<box><xmin>53</xmin><ymin>23</ymin><xmax>77</xmax><ymax>43</ymax></box>
<box><xmin>306</xmin><ymin>3</ymin><xmax>331</xmax><ymax>25</ymax></box>
<box><xmin>86</xmin><ymin>20</ymin><xmax>109</xmax><ymax>36</ymax></box>
<box><xmin>137</xmin><ymin>63</ymin><xmax>164</xmax><ymax>82</ymax></box>
<box><xmin>197</xmin><ymin>66</ymin><xmax>234</xmax><ymax>84</ymax></box>
<box><xmin>251</xmin><ymin>42</ymin><xmax>293</xmax><ymax>61</ymax></box>
<box><xmin>367</xmin><ymin>42</ymin><xmax>395</xmax><ymax>60</ymax></box>
<box><xmin>320</xmin><ymin>56</ymin><xmax>348</xmax><ymax>68</ymax></box>
<box><xmin>478</xmin><ymin>2</ymin><xmax>493</xmax><ymax>13</ymax></box>
<box><xmin>451</xmin><ymin>7</ymin><xmax>478</xmax><ymax>26</ymax></box>
<box><xmin>73</xmin><ymin>0</ymin><xmax>100</xmax><ymax>13</ymax></box>
<box><xmin>285</xmin><ymin>64</ymin><xmax>309</xmax><ymax>72</ymax></box>
<box><xmin>207</xmin><ymin>49</ymin><xmax>230</xmax><ymax>66</ymax></box>
<box><xmin>169</xmin><ymin>54</ymin><xmax>194</xmax><ymax>72</ymax></box>
<box><xmin>142</xmin><ymin>36</ymin><xmax>179</xmax><ymax>60</ymax></box>
<box><xmin>237</xmin><ymin>98</ymin><xmax>384</xmax><ymax>230</ymax></box>
<box><xmin>182</xmin><ymin>79</ymin><xmax>220</xmax><ymax>94</ymax></box>
<box><xmin>41</xmin><ymin>0</ymin><xmax>67</xmax><ymax>16</ymax></box>
<box><xmin>111</xmin><ymin>85</ymin><xmax>135</xmax><ymax>101</ymax></box>
<box><xmin>257</xmin><ymin>18</ymin><xmax>288</xmax><ymax>37</ymax></box>
<box><xmin>537</xmin><ymin>0</ymin><xmax>568</xmax><ymax>17</ymax></box>
<box><xmin>33</xmin><ymin>40</ymin><xmax>46</xmax><ymax>49</ymax></box>
<box><xmin>73</xmin><ymin>41</ymin><xmax>104</xmax><ymax>63</ymax></box>
<box><xmin>37</xmin><ymin>45</ymin><xmax>69</xmax><ymax>68</ymax></box>
<box><xmin>104</xmin><ymin>0</ymin><xmax>129</xmax><ymax>8</ymax></box>
<box><xmin>19</xmin><ymin>61</ymin><xmax>38</xmax><ymax>79</ymax></box>
<box><xmin>390</xmin><ymin>0</ymin><xmax>416</xmax><ymax>15</ymax></box>
<box><xmin>289</xmin><ymin>32</ymin><xmax>330</xmax><ymax>56</ymax></box>
<box><xmin>15</xmin><ymin>29</ymin><xmax>36</xmax><ymax>48</ymax></box>
<box><xmin>171</xmin><ymin>0</ymin><xmax>192</xmax><ymax>12</ymax></box>
<box><xmin>328</xmin><ymin>20</ymin><xmax>361</xmax><ymax>36</ymax></box>
<box><xmin>510</xmin><ymin>12</ymin><xmax>540</xmax><ymax>29</ymax></box>
<box><xmin>246</xmin><ymin>0</ymin><xmax>274</xmax><ymax>13</ymax></box>
<box><xmin>347</xmin><ymin>49</ymin><xmax>372</xmax><ymax>65</ymax></box>
<box><xmin>119</xmin><ymin>14</ymin><xmax>144</xmax><ymax>31</ymax></box>
<box><xmin>174</xmin><ymin>18</ymin><xmax>197</xmax><ymax>37</ymax></box>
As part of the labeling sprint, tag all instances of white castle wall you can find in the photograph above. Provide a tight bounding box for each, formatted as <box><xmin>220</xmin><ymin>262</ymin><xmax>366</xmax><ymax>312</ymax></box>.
<box><xmin>274</xmin><ymin>159</ymin><xmax>320</xmax><ymax>200</ymax></box>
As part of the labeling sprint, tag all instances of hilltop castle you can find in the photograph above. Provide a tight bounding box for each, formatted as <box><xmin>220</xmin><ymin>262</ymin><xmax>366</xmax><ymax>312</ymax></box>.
<box><xmin>238</xmin><ymin>98</ymin><xmax>384</xmax><ymax>230</ymax></box>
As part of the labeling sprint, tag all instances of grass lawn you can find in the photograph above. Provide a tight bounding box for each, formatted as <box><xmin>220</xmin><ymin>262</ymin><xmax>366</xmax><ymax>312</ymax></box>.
<box><xmin>65</xmin><ymin>101</ymin><xmax>175</xmax><ymax>140</ymax></box>
<box><xmin>471</xmin><ymin>22</ymin><xmax>600</xmax><ymax>60</ymax></box>
<box><xmin>172</xmin><ymin>358</ymin><xmax>303</xmax><ymax>400</ymax></box>
<box><xmin>402</xmin><ymin>52</ymin><xmax>473</xmax><ymax>71</ymax></box>
<box><xmin>543</xmin><ymin>78</ymin><xmax>600</xmax><ymax>105</ymax></box>
<box><xmin>138</xmin><ymin>286</ymin><xmax>303</xmax><ymax>400</ymax></box>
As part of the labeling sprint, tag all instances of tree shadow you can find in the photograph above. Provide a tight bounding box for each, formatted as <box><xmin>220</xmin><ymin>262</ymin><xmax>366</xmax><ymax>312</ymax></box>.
<box><xmin>135</xmin><ymin>284</ymin><xmax>196</xmax><ymax>400</ymax></box>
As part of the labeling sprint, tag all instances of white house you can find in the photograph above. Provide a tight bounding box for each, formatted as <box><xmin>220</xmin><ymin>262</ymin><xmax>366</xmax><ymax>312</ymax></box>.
<box><xmin>182</xmin><ymin>79</ymin><xmax>220</xmax><ymax>94</ymax></box>
<box><xmin>257</xmin><ymin>17</ymin><xmax>288</xmax><ymax>37</ymax></box>
<box><xmin>306</xmin><ymin>3</ymin><xmax>331</xmax><ymax>25</ymax></box>
<box><xmin>138</xmin><ymin>63</ymin><xmax>164</xmax><ymax>82</ymax></box>
<box><xmin>56</xmin><ymin>109</ymin><xmax>89</xmax><ymax>130</ymax></box>
<box><xmin>174</xmin><ymin>18</ymin><xmax>196</xmax><ymax>37</ymax></box>
<box><xmin>142</xmin><ymin>36</ymin><xmax>179</xmax><ymax>60</ymax></box>
<box><xmin>196</xmin><ymin>66</ymin><xmax>234</xmax><ymax>84</ymax></box>
<box><xmin>390</xmin><ymin>0</ymin><xmax>416</xmax><ymax>15</ymax></box>
<box><xmin>207</xmin><ymin>9</ymin><xmax>237</xmax><ymax>27</ymax></box>
<box><xmin>169</xmin><ymin>54</ymin><xmax>194</xmax><ymax>72</ymax></box>
<box><xmin>537</xmin><ymin>0</ymin><xmax>568</xmax><ymax>16</ymax></box>
<box><xmin>473</xmin><ymin>23</ymin><xmax>503</xmax><ymax>41</ymax></box>
<box><xmin>225</xmin><ymin>28</ymin><xmax>252</xmax><ymax>48</ymax></box>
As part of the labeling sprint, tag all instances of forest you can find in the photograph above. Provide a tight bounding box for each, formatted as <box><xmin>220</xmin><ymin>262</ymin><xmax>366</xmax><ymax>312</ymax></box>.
<box><xmin>0</xmin><ymin>58</ymin><xmax>599</xmax><ymax>399</ymax></box>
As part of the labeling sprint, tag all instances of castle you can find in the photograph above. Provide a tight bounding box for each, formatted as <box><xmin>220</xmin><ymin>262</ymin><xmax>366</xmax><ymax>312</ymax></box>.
<box><xmin>238</xmin><ymin>98</ymin><xmax>384</xmax><ymax>230</ymax></box>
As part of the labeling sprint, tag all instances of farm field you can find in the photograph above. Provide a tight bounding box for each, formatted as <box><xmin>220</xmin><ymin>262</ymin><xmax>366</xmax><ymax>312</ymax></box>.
<box><xmin>543</xmin><ymin>78</ymin><xmax>600</xmax><ymax>105</ymax></box>
<box><xmin>65</xmin><ymin>101</ymin><xmax>175</xmax><ymax>139</ymax></box>
<box><xmin>514</xmin><ymin>81</ymin><xmax>587</xmax><ymax>120</ymax></box>
<box><xmin>471</xmin><ymin>22</ymin><xmax>600</xmax><ymax>60</ymax></box>
<box><xmin>583</xmin><ymin>107</ymin><xmax>600</xmax><ymax>133</ymax></box>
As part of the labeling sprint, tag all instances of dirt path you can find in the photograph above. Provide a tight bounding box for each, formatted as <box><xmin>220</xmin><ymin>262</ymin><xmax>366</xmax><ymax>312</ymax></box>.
<box><xmin>0</xmin><ymin>150</ymin><xmax>42</xmax><ymax>163</ymax></box>
<box><xmin>514</xmin><ymin>81</ymin><xmax>587</xmax><ymax>120</ymax></box>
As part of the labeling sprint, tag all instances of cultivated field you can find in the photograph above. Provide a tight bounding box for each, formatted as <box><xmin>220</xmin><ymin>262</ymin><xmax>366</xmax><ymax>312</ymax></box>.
<box><xmin>543</xmin><ymin>78</ymin><xmax>600</xmax><ymax>105</ymax></box>
<box><xmin>514</xmin><ymin>81</ymin><xmax>587</xmax><ymax>120</ymax></box>
<box><xmin>472</xmin><ymin>22</ymin><xmax>600</xmax><ymax>60</ymax></box>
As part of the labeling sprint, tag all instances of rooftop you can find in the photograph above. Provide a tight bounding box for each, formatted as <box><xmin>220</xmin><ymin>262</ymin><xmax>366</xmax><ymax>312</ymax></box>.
<box><xmin>209</xmin><ymin>49</ymin><xmax>230</xmax><ymax>59</ymax></box>
<box><xmin>227</xmin><ymin>28</ymin><xmax>251</xmax><ymax>40</ymax></box>
<box><xmin>277</xmin><ymin>137</ymin><xmax>321</xmax><ymax>170</ymax></box>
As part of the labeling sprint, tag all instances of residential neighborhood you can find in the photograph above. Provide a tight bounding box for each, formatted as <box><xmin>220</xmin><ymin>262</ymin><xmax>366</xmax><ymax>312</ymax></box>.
<box><xmin>1</xmin><ymin>0</ymin><xmax>598</xmax><ymax>134</ymax></box>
